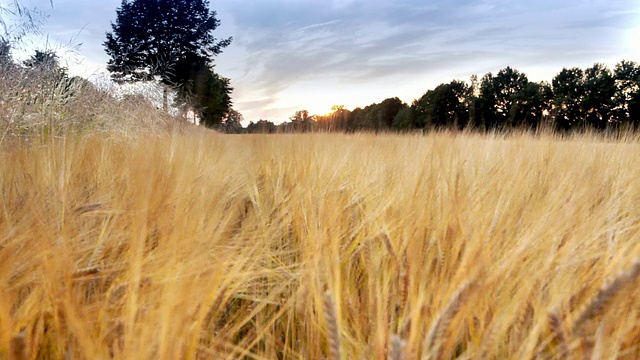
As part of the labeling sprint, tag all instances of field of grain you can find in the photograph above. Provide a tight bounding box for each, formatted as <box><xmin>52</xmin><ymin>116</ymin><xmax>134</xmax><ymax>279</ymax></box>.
<box><xmin>1</xmin><ymin>131</ymin><xmax>639</xmax><ymax>359</ymax></box>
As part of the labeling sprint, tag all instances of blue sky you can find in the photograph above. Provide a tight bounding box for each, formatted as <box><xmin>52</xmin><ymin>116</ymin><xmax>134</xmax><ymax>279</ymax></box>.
<box><xmin>6</xmin><ymin>0</ymin><xmax>640</xmax><ymax>123</ymax></box>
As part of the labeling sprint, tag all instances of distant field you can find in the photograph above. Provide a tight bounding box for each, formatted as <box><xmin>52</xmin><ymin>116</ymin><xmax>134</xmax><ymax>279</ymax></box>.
<box><xmin>1</xmin><ymin>131</ymin><xmax>639</xmax><ymax>359</ymax></box>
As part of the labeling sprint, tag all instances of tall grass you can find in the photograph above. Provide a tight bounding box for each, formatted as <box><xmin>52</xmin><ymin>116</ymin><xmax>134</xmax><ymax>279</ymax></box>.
<box><xmin>1</xmin><ymin>130</ymin><xmax>639</xmax><ymax>359</ymax></box>
<box><xmin>0</xmin><ymin>62</ymin><xmax>179</xmax><ymax>142</ymax></box>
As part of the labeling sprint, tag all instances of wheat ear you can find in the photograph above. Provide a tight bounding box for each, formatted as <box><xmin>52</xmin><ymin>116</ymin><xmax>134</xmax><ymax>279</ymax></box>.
<box><xmin>424</xmin><ymin>281</ymin><xmax>474</xmax><ymax>358</ymax></box>
<box><xmin>10</xmin><ymin>331</ymin><xmax>27</xmax><ymax>360</ymax></box>
<box><xmin>324</xmin><ymin>290</ymin><xmax>341</xmax><ymax>360</ymax></box>
<box><xmin>74</xmin><ymin>202</ymin><xmax>103</xmax><ymax>214</ymax></box>
<box><xmin>379</xmin><ymin>232</ymin><xmax>400</xmax><ymax>266</ymax></box>
<box><xmin>548</xmin><ymin>310</ymin><xmax>568</xmax><ymax>358</ymax></box>
<box><xmin>572</xmin><ymin>260</ymin><xmax>640</xmax><ymax>334</ymax></box>
<box><xmin>72</xmin><ymin>266</ymin><xmax>101</xmax><ymax>278</ymax></box>
<box><xmin>388</xmin><ymin>334</ymin><xmax>407</xmax><ymax>360</ymax></box>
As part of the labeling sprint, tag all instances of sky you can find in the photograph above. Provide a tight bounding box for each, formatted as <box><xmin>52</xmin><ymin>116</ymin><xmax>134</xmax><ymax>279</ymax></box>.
<box><xmin>4</xmin><ymin>0</ymin><xmax>640</xmax><ymax>124</ymax></box>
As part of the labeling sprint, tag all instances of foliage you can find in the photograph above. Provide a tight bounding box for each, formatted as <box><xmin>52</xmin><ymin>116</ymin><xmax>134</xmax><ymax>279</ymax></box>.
<box><xmin>23</xmin><ymin>49</ymin><xmax>68</xmax><ymax>80</ymax></box>
<box><xmin>391</xmin><ymin>105</ymin><xmax>415</xmax><ymax>130</ymax></box>
<box><xmin>279</xmin><ymin>110</ymin><xmax>316</xmax><ymax>132</ymax></box>
<box><xmin>246</xmin><ymin>119</ymin><xmax>277</xmax><ymax>133</ymax></box>
<box><xmin>173</xmin><ymin>57</ymin><xmax>233</xmax><ymax>128</ymax></box>
<box><xmin>511</xmin><ymin>81</ymin><xmax>553</xmax><ymax>129</ymax></box>
<box><xmin>104</xmin><ymin>0</ymin><xmax>230</xmax><ymax>84</ymax></box>
<box><xmin>104</xmin><ymin>0</ymin><xmax>232</xmax><ymax>114</ymax></box>
<box><xmin>0</xmin><ymin>38</ymin><xmax>11</xmax><ymax>67</ymax></box>
<box><xmin>216</xmin><ymin>108</ymin><xmax>244</xmax><ymax>133</ymax></box>
<box><xmin>414</xmin><ymin>80</ymin><xmax>472</xmax><ymax>129</ymax></box>
<box><xmin>613</xmin><ymin>60</ymin><xmax>640</xmax><ymax>127</ymax></box>
<box><xmin>552</xmin><ymin>67</ymin><xmax>585</xmax><ymax>130</ymax></box>
<box><xmin>476</xmin><ymin>67</ymin><xmax>529</xmax><ymax>129</ymax></box>
<box><xmin>583</xmin><ymin>63</ymin><xmax>616</xmax><ymax>129</ymax></box>
<box><xmin>295</xmin><ymin>60</ymin><xmax>638</xmax><ymax>135</ymax></box>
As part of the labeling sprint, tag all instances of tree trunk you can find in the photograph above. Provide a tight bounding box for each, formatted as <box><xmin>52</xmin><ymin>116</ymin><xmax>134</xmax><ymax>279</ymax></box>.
<box><xmin>162</xmin><ymin>85</ymin><xmax>168</xmax><ymax>112</ymax></box>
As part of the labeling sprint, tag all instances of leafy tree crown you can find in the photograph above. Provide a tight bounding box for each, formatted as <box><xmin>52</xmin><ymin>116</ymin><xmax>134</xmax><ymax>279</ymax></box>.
<box><xmin>104</xmin><ymin>0</ymin><xmax>231</xmax><ymax>84</ymax></box>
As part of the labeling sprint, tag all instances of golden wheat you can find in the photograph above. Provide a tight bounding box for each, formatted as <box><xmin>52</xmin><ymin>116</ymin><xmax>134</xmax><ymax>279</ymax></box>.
<box><xmin>0</xmin><ymin>130</ymin><xmax>639</xmax><ymax>359</ymax></box>
<box><xmin>323</xmin><ymin>290</ymin><xmax>341</xmax><ymax>360</ymax></box>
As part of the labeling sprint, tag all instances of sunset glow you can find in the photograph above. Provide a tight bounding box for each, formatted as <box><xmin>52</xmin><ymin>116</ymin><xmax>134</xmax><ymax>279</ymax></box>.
<box><xmin>8</xmin><ymin>0</ymin><xmax>640</xmax><ymax>125</ymax></box>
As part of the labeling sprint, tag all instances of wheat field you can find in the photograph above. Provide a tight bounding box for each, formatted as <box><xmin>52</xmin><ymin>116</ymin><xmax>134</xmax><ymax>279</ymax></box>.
<box><xmin>1</xmin><ymin>130</ymin><xmax>639</xmax><ymax>359</ymax></box>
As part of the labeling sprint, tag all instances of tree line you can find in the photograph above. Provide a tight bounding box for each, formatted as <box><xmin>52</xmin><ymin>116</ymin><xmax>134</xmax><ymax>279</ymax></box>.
<box><xmin>4</xmin><ymin>0</ymin><xmax>638</xmax><ymax>134</ymax></box>
<box><xmin>241</xmin><ymin>62</ymin><xmax>640</xmax><ymax>134</ymax></box>
<box><xmin>100</xmin><ymin>1</ymin><xmax>640</xmax><ymax>134</ymax></box>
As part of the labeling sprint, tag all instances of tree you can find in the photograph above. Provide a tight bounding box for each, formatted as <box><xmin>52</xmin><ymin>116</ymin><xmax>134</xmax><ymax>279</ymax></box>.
<box><xmin>24</xmin><ymin>49</ymin><xmax>63</xmax><ymax>72</ymax></box>
<box><xmin>287</xmin><ymin>110</ymin><xmax>316</xmax><ymax>132</ymax></box>
<box><xmin>477</xmin><ymin>67</ymin><xmax>529</xmax><ymax>129</ymax></box>
<box><xmin>320</xmin><ymin>105</ymin><xmax>350</xmax><ymax>131</ymax></box>
<box><xmin>414</xmin><ymin>80</ymin><xmax>471</xmax><ymax>129</ymax></box>
<box><xmin>19</xmin><ymin>49</ymin><xmax>88</xmax><ymax>108</ymax></box>
<box><xmin>613</xmin><ymin>60</ymin><xmax>640</xmax><ymax>127</ymax></box>
<box><xmin>104</xmin><ymin>0</ymin><xmax>232</xmax><ymax>110</ymax></box>
<box><xmin>347</xmin><ymin>107</ymin><xmax>363</xmax><ymax>132</ymax></box>
<box><xmin>350</xmin><ymin>98</ymin><xmax>405</xmax><ymax>131</ymax></box>
<box><xmin>512</xmin><ymin>81</ymin><xmax>553</xmax><ymax>129</ymax></box>
<box><xmin>392</xmin><ymin>105</ymin><xmax>415</xmax><ymax>130</ymax></box>
<box><xmin>217</xmin><ymin>108</ymin><xmax>244</xmax><ymax>133</ymax></box>
<box><xmin>23</xmin><ymin>49</ymin><xmax>72</xmax><ymax>89</ymax></box>
<box><xmin>174</xmin><ymin>59</ymin><xmax>232</xmax><ymax>128</ymax></box>
<box><xmin>552</xmin><ymin>67</ymin><xmax>585</xmax><ymax>130</ymax></box>
<box><xmin>246</xmin><ymin>119</ymin><xmax>276</xmax><ymax>134</ymax></box>
<box><xmin>582</xmin><ymin>63</ymin><xmax>616</xmax><ymax>129</ymax></box>
<box><xmin>375</xmin><ymin>97</ymin><xmax>406</xmax><ymax>130</ymax></box>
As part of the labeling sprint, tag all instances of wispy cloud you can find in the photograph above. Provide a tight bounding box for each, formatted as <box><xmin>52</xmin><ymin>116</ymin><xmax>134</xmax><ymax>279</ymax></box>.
<box><xmin>213</xmin><ymin>0</ymin><xmax>640</xmax><ymax>122</ymax></box>
<box><xmin>297</xmin><ymin>20</ymin><xmax>341</xmax><ymax>32</ymax></box>
<box><xmin>18</xmin><ymin>0</ymin><xmax>640</xmax><ymax>123</ymax></box>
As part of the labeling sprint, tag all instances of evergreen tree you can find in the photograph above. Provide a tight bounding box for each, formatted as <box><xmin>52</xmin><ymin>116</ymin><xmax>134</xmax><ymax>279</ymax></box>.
<box><xmin>24</xmin><ymin>49</ymin><xmax>63</xmax><ymax>72</ymax></box>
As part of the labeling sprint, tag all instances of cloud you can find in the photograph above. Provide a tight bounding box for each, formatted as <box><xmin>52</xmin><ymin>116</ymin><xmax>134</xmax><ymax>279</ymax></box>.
<box><xmin>296</xmin><ymin>20</ymin><xmax>341</xmax><ymax>32</ymax></box>
<box><xmin>15</xmin><ymin>0</ymin><xmax>640</xmax><ymax>124</ymax></box>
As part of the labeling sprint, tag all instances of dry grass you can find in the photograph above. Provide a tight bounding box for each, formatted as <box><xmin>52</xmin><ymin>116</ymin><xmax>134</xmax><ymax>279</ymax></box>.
<box><xmin>1</xmin><ymin>130</ymin><xmax>640</xmax><ymax>359</ymax></box>
<box><xmin>0</xmin><ymin>63</ymin><xmax>181</xmax><ymax>141</ymax></box>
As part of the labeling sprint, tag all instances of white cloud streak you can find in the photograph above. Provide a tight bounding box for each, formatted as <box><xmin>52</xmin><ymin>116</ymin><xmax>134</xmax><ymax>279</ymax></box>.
<box><xmin>13</xmin><ymin>0</ymin><xmax>640</xmax><ymax>124</ymax></box>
